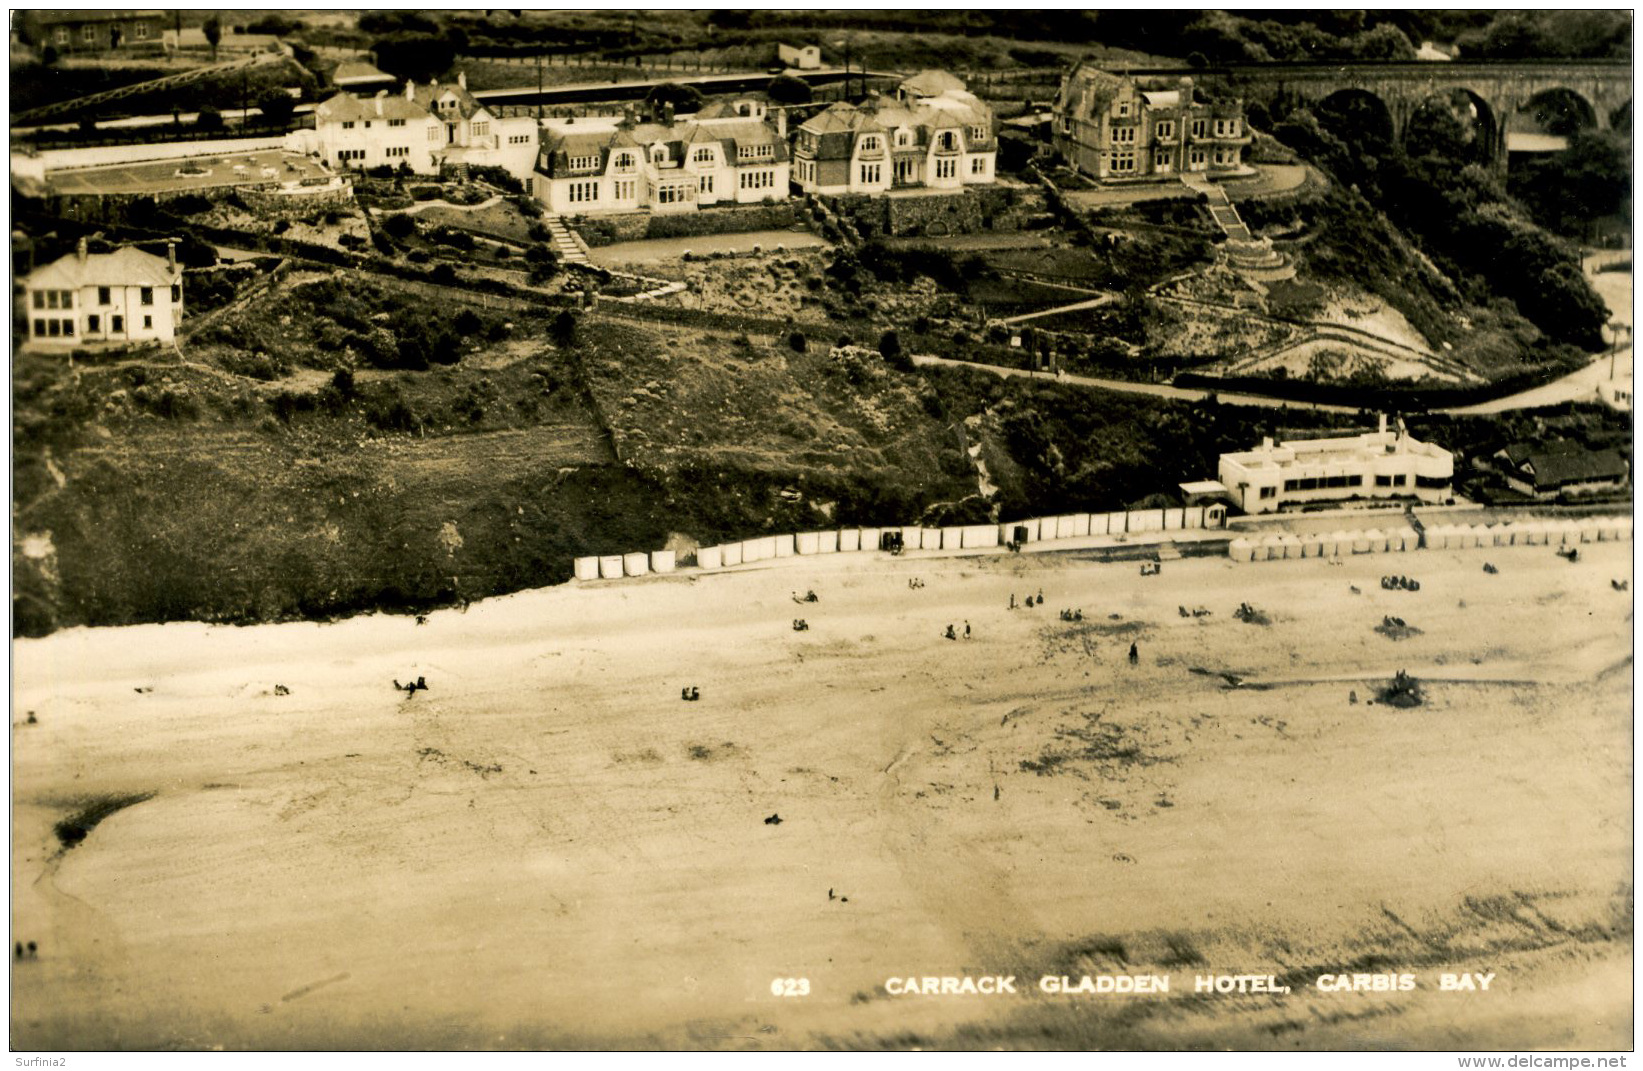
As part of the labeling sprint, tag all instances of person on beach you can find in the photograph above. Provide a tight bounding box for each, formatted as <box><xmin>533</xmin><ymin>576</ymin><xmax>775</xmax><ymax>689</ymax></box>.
<box><xmin>1128</xmin><ymin>642</ymin><xmax>1139</xmax><ymax>665</ymax></box>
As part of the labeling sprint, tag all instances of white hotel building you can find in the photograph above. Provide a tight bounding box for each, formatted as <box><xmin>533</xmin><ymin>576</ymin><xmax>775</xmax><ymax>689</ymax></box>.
<box><xmin>1217</xmin><ymin>417</ymin><xmax>1453</xmax><ymax>514</ymax></box>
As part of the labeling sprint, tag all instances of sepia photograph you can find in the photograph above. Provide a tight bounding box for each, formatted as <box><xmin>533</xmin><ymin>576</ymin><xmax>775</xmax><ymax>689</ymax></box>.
<box><xmin>8</xmin><ymin>5</ymin><xmax>1635</xmax><ymax>1055</ymax></box>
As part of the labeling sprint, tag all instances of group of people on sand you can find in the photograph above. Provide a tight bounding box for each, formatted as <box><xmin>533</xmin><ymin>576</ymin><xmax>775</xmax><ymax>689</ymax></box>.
<box><xmin>1010</xmin><ymin>589</ymin><xmax>1046</xmax><ymax>610</ymax></box>
<box><xmin>680</xmin><ymin>686</ymin><xmax>701</xmax><ymax>702</ymax></box>
<box><xmin>14</xmin><ymin>942</ymin><xmax>37</xmax><ymax>961</ymax></box>
<box><xmin>1381</xmin><ymin>575</ymin><xmax>1420</xmax><ymax>591</ymax></box>
<box><xmin>943</xmin><ymin>621</ymin><xmax>972</xmax><ymax>641</ymax></box>
<box><xmin>907</xmin><ymin>577</ymin><xmax>925</xmax><ymax>590</ymax></box>
<box><xmin>792</xmin><ymin>618</ymin><xmax>810</xmax><ymax>631</ymax></box>
<box><xmin>393</xmin><ymin>676</ymin><xmax>428</xmax><ymax>698</ymax></box>
<box><xmin>1058</xmin><ymin>608</ymin><xmax>1084</xmax><ymax>622</ymax></box>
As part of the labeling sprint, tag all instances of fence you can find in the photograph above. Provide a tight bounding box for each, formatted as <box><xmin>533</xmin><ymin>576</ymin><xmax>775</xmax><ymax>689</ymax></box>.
<box><xmin>572</xmin><ymin>504</ymin><xmax>1230</xmax><ymax>584</ymax></box>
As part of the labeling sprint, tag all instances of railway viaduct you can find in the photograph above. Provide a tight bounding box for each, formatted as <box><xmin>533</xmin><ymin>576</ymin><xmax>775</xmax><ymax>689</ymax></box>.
<box><xmin>1166</xmin><ymin>60</ymin><xmax>1631</xmax><ymax>168</ymax></box>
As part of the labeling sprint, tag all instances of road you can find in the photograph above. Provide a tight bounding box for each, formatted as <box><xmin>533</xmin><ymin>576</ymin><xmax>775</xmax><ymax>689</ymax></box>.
<box><xmin>910</xmin><ymin>353</ymin><xmax>1360</xmax><ymax>413</ymax></box>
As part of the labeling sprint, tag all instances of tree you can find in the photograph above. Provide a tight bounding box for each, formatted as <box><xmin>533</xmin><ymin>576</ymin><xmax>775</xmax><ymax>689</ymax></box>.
<box><xmin>526</xmin><ymin>244</ymin><xmax>559</xmax><ymax>286</ymax></box>
<box><xmin>195</xmin><ymin>106</ymin><xmax>224</xmax><ymax>133</ymax></box>
<box><xmin>550</xmin><ymin>310</ymin><xmax>579</xmax><ymax>348</ymax></box>
<box><xmin>766</xmin><ymin>74</ymin><xmax>812</xmax><ymax>105</ymax></box>
<box><xmin>254</xmin><ymin>87</ymin><xmax>296</xmax><ymax>128</ymax></box>
<box><xmin>646</xmin><ymin>82</ymin><xmax>705</xmax><ymax>116</ymax></box>
<box><xmin>383</xmin><ymin>212</ymin><xmax>417</xmax><ymax>240</ymax></box>
<box><xmin>203</xmin><ymin>17</ymin><xmax>221</xmax><ymax>62</ymax></box>
<box><xmin>373</xmin><ymin>33</ymin><xmax>456</xmax><ymax>84</ymax></box>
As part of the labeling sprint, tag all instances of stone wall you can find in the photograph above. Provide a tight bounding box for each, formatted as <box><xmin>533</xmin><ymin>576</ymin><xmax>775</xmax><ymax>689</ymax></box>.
<box><xmin>826</xmin><ymin>186</ymin><xmax>1033</xmax><ymax>239</ymax></box>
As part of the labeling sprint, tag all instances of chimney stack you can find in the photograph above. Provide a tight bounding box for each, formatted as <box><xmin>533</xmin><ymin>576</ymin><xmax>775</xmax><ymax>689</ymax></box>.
<box><xmin>663</xmin><ymin>101</ymin><xmax>675</xmax><ymax>125</ymax></box>
<box><xmin>76</xmin><ymin>237</ymin><xmax>87</xmax><ymax>263</ymax></box>
<box><xmin>375</xmin><ymin>90</ymin><xmax>385</xmax><ymax>116</ymax></box>
<box><xmin>166</xmin><ymin>240</ymin><xmax>176</xmax><ymax>275</ymax></box>
<box><xmin>776</xmin><ymin>106</ymin><xmax>787</xmax><ymax>139</ymax></box>
<box><xmin>457</xmin><ymin>70</ymin><xmax>467</xmax><ymax>90</ymax></box>
<box><xmin>404</xmin><ymin>79</ymin><xmax>414</xmax><ymax>102</ymax></box>
<box><xmin>1378</xmin><ymin>412</ymin><xmax>1387</xmax><ymax>435</ymax></box>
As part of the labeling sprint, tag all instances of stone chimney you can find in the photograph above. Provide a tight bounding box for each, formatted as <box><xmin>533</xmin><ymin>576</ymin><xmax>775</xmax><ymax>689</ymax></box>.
<box><xmin>1261</xmin><ymin>436</ymin><xmax>1274</xmax><ymax>451</ymax></box>
<box><xmin>662</xmin><ymin>101</ymin><xmax>675</xmax><ymax>125</ymax></box>
<box><xmin>76</xmin><ymin>237</ymin><xmax>87</xmax><ymax>263</ymax></box>
<box><xmin>166</xmin><ymin>241</ymin><xmax>176</xmax><ymax>275</ymax></box>
<box><xmin>621</xmin><ymin>102</ymin><xmax>636</xmax><ymax>128</ymax></box>
<box><xmin>375</xmin><ymin>90</ymin><xmax>385</xmax><ymax>116</ymax></box>
<box><xmin>404</xmin><ymin>80</ymin><xmax>415</xmax><ymax>102</ymax></box>
<box><xmin>775</xmin><ymin>106</ymin><xmax>787</xmax><ymax>139</ymax></box>
<box><xmin>1378</xmin><ymin>412</ymin><xmax>1388</xmax><ymax>435</ymax></box>
<box><xmin>457</xmin><ymin>70</ymin><xmax>467</xmax><ymax>90</ymax></box>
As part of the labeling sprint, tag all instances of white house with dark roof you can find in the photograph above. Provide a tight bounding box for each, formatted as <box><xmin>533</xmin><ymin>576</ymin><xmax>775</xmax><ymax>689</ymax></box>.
<box><xmin>313</xmin><ymin>73</ymin><xmax>537</xmax><ymax>179</ymax></box>
<box><xmin>791</xmin><ymin>72</ymin><xmax>996</xmax><ymax>196</ymax></box>
<box><xmin>20</xmin><ymin>239</ymin><xmax>181</xmax><ymax>349</ymax></box>
<box><xmin>313</xmin><ymin>85</ymin><xmax>443</xmax><ymax>173</ymax></box>
<box><xmin>532</xmin><ymin>99</ymin><xmax>789</xmax><ymax>215</ymax></box>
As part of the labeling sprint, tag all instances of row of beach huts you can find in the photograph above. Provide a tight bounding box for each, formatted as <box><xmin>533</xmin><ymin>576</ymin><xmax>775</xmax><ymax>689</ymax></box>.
<box><xmin>1228</xmin><ymin>515</ymin><xmax>1633</xmax><ymax>563</ymax></box>
<box><xmin>573</xmin><ymin>504</ymin><xmax>1230</xmax><ymax>581</ymax></box>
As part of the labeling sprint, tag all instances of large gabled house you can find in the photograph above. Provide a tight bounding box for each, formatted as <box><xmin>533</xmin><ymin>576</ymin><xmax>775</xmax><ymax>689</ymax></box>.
<box><xmin>311</xmin><ymin>73</ymin><xmax>538</xmax><ymax>179</ymax></box>
<box><xmin>1052</xmin><ymin>63</ymin><xmax>1250</xmax><ymax>182</ymax></box>
<box><xmin>19</xmin><ymin>240</ymin><xmax>182</xmax><ymax>350</ymax></box>
<box><xmin>312</xmin><ymin>85</ymin><xmax>444</xmax><ymax>174</ymax></box>
<box><xmin>791</xmin><ymin>73</ymin><xmax>996</xmax><ymax>196</ymax></box>
<box><xmin>532</xmin><ymin>99</ymin><xmax>790</xmax><ymax>215</ymax></box>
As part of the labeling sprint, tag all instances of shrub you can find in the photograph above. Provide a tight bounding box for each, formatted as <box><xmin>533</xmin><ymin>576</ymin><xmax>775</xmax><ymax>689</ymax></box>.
<box><xmin>430</xmin><ymin>264</ymin><xmax>457</xmax><ymax>285</ymax></box>
<box><xmin>787</xmin><ymin>331</ymin><xmax>807</xmax><ymax>353</ymax></box>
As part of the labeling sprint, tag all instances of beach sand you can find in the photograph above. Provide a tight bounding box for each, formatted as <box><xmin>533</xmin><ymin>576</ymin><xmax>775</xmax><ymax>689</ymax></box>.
<box><xmin>11</xmin><ymin>539</ymin><xmax>1633</xmax><ymax>1049</ymax></box>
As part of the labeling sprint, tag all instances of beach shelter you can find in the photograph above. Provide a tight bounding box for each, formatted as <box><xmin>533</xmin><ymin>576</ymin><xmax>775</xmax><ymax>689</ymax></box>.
<box><xmin>1298</xmin><ymin>532</ymin><xmax>1325</xmax><ymax>558</ymax></box>
<box><xmin>1350</xmin><ymin>530</ymin><xmax>1372</xmax><ymax>554</ymax></box>
<box><xmin>1362</xmin><ymin>528</ymin><xmax>1389</xmax><ymax>553</ymax></box>
<box><xmin>837</xmin><ymin>529</ymin><xmax>860</xmax><ymax>553</ymax></box>
<box><xmin>697</xmin><ymin>545</ymin><xmax>723</xmax><ymax>570</ymax></box>
<box><xmin>650</xmin><ymin>550</ymin><xmax>676</xmax><ymax>573</ymax></box>
<box><xmin>721</xmin><ymin>543</ymin><xmax>744</xmax><ymax>567</ymax></box>
<box><xmin>1394</xmin><ymin>526</ymin><xmax>1420</xmax><ymax>552</ymax></box>
<box><xmin>1617</xmin><ymin>516</ymin><xmax>1634</xmax><ymax>541</ymax></box>
<box><xmin>774</xmin><ymin>534</ymin><xmax>795</xmax><ymax>557</ymax></box>
<box><xmin>795</xmin><ymin>532</ymin><xmax>820</xmax><ymax>554</ymax></box>
<box><xmin>1256</xmin><ymin>533</ymin><xmax>1284</xmax><ymax>561</ymax></box>
<box><xmin>1556</xmin><ymin>518</ymin><xmax>1582</xmax><ymax>545</ymax></box>
<box><xmin>622</xmin><ymin>552</ymin><xmax>649</xmax><ymax>577</ymax></box>
<box><xmin>1228</xmin><ymin>537</ymin><xmax>1255</xmax><ymax>563</ymax></box>
<box><xmin>574</xmin><ymin>557</ymin><xmax>600</xmax><ymax>581</ymax></box>
<box><xmin>1578</xmin><ymin>518</ymin><xmax>1600</xmax><ymax>543</ymax></box>
<box><xmin>1520</xmin><ymin>520</ymin><xmax>1549</xmax><ymax>546</ymax></box>
<box><xmin>1317</xmin><ymin>532</ymin><xmax>1339</xmax><ymax>558</ymax></box>
<box><xmin>598</xmin><ymin>555</ymin><xmax>625</xmax><ymax>579</ymax></box>
<box><xmin>1277</xmin><ymin>532</ymin><xmax>1304</xmax><ymax>559</ymax></box>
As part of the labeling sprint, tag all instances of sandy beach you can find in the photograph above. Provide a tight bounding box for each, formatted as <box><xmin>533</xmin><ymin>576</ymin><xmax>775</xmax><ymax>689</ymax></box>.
<box><xmin>11</xmin><ymin>538</ymin><xmax>1633</xmax><ymax>1050</ymax></box>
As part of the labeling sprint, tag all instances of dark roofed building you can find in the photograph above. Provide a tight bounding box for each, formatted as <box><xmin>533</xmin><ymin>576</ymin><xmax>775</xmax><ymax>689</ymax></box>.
<box><xmin>1497</xmin><ymin>441</ymin><xmax>1631</xmax><ymax>498</ymax></box>
<box><xmin>17</xmin><ymin>9</ymin><xmax>166</xmax><ymax>53</ymax></box>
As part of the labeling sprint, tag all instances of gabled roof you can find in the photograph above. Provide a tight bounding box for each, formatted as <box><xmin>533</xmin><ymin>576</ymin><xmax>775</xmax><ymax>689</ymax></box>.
<box><xmin>1524</xmin><ymin>448</ymin><xmax>1629</xmax><ymax>489</ymax></box>
<box><xmin>1055</xmin><ymin>62</ymin><xmax>1126</xmax><ymax>119</ymax></box>
<box><xmin>333</xmin><ymin>60</ymin><xmax>394</xmax><ymax>86</ymax></box>
<box><xmin>412</xmin><ymin>81</ymin><xmax>488</xmax><ymax>121</ymax></box>
<box><xmin>900</xmin><ymin>70</ymin><xmax>966</xmax><ymax>98</ymax></box>
<box><xmin>799</xmin><ymin>102</ymin><xmax>863</xmax><ymax>136</ymax></box>
<box><xmin>25</xmin><ymin>246</ymin><xmax>176</xmax><ymax>290</ymax></box>
<box><xmin>315</xmin><ymin>90</ymin><xmax>431</xmax><ymax>125</ymax></box>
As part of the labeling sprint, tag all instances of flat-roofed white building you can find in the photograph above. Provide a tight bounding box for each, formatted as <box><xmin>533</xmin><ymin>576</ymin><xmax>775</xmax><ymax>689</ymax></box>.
<box><xmin>1217</xmin><ymin>415</ymin><xmax>1453</xmax><ymax>513</ymax></box>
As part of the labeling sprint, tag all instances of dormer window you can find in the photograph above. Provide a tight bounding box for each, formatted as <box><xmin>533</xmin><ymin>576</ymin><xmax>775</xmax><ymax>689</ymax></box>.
<box><xmin>858</xmin><ymin>134</ymin><xmax>882</xmax><ymax>153</ymax></box>
<box><xmin>936</xmin><ymin>131</ymin><xmax>958</xmax><ymax>152</ymax></box>
<box><xmin>613</xmin><ymin>152</ymin><xmax>636</xmax><ymax>172</ymax></box>
<box><xmin>895</xmin><ymin>129</ymin><xmax>911</xmax><ymax>148</ymax></box>
<box><xmin>969</xmin><ymin>125</ymin><xmax>986</xmax><ymax>142</ymax></box>
<box><xmin>568</xmin><ymin>154</ymin><xmax>601</xmax><ymax>171</ymax></box>
<box><xmin>693</xmin><ymin>147</ymin><xmax>715</xmax><ymax>163</ymax></box>
<box><xmin>1118</xmin><ymin>102</ymin><xmax>1130</xmax><ymax>117</ymax></box>
<box><xmin>651</xmin><ymin>145</ymin><xmax>668</xmax><ymax>163</ymax></box>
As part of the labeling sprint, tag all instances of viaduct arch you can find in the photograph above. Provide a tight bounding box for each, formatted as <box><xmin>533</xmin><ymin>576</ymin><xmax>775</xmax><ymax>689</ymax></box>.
<box><xmin>1174</xmin><ymin>61</ymin><xmax>1630</xmax><ymax>169</ymax></box>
